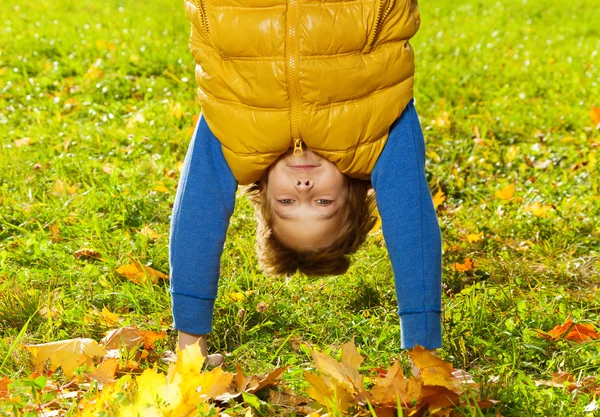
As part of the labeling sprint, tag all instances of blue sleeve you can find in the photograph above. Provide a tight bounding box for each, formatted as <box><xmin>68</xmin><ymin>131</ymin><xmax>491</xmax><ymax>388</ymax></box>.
<box><xmin>371</xmin><ymin>99</ymin><xmax>443</xmax><ymax>350</ymax></box>
<box><xmin>169</xmin><ymin>113</ymin><xmax>238</xmax><ymax>335</ymax></box>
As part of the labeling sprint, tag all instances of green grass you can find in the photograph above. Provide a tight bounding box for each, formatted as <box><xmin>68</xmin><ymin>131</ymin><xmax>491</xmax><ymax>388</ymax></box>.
<box><xmin>1</xmin><ymin>0</ymin><xmax>599</xmax><ymax>415</ymax></box>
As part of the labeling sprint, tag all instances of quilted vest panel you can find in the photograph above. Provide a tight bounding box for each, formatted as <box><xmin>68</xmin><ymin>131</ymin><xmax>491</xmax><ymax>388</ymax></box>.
<box><xmin>185</xmin><ymin>0</ymin><xmax>421</xmax><ymax>184</ymax></box>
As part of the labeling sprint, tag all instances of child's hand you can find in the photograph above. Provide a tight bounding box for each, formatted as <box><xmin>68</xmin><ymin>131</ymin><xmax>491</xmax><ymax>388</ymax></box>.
<box><xmin>177</xmin><ymin>330</ymin><xmax>224</xmax><ymax>367</ymax></box>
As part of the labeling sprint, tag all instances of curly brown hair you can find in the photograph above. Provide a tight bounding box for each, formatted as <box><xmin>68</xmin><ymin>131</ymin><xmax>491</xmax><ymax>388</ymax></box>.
<box><xmin>244</xmin><ymin>177</ymin><xmax>377</xmax><ymax>277</ymax></box>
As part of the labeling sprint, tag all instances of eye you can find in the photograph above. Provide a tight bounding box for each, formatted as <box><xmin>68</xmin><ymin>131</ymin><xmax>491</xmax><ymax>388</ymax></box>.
<box><xmin>278</xmin><ymin>199</ymin><xmax>295</xmax><ymax>205</ymax></box>
<box><xmin>316</xmin><ymin>199</ymin><xmax>333</xmax><ymax>205</ymax></box>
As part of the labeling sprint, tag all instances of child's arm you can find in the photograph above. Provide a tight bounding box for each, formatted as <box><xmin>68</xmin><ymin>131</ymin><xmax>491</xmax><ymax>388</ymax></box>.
<box><xmin>169</xmin><ymin>114</ymin><xmax>238</xmax><ymax>353</ymax></box>
<box><xmin>370</xmin><ymin>99</ymin><xmax>442</xmax><ymax>350</ymax></box>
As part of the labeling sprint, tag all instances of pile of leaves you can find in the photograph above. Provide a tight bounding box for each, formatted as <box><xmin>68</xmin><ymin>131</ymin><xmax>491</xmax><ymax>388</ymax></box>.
<box><xmin>0</xmin><ymin>329</ymin><xmax>502</xmax><ymax>417</ymax></box>
<box><xmin>303</xmin><ymin>342</ymin><xmax>496</xmax><ymax>416</ymax></box>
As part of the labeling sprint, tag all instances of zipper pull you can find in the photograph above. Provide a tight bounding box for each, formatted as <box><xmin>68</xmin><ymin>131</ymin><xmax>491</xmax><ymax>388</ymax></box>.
<box><xmin>293</xmin><ymin>138</ymin><xmax>304</xmax><ymax>156</ymax></box>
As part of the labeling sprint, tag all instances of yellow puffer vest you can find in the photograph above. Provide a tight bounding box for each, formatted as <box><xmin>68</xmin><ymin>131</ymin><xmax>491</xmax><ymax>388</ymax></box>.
<box><xmin>184</xmin><ymin>0</ymin><xmax>420</xmax><ymax>185</ymax></box>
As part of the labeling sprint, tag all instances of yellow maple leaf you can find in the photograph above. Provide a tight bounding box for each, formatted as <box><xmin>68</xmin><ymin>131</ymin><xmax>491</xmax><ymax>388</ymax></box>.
<box><xmin>115</xmin><ymin>256</ymin><xmax>168</xmax><ymax>284</ymax></box>
<box><xmin>408</xmin><ymin>346</ymin><xmax>457</xmax><ymax>391</ymax></box>
<box><xmin>26</xmin><ymin>338</ymin><xmax>106</xmax><ymax>378</ymax></box>
<box><xmin>87</xmin><ymin>358</ymin><xmax>119</xmax><ymax>384</ymax></box>
<box><xmin>311</xmin><ymin>341</ymin><xmax>364</xmax><ymax>392</ymax></box>
<box><xmin>432</xmin><ymin>188</ymin><xmax>446</xmax><ymax>210</ymax></box>
<box><xmin>98</xmin><ymin>307</ymin><xmax>121</xmax><ymax>326</ymax></box>
<box><xmin>523</xmin><ymin>201</ymin><xmax>553</xmax><ymax>217</ymax></box>
<box><xmin>227</xmin><ymin>292</ymin><xmax>246</xmax><ymax>303</ymax></box>
<box><xmin>154</xmin><ymin>181</ymin><xmax>170</xmax><ymax>193</ymax></box>
<box><xmin>304</xmin><ymin>371</ymin><xmax>355</xmax><ymax>413</ymax></box>
<box><xmin>138</xmin><ymin>225</ymin><xmax>161</xmax><ymax>242</ymax></box>
<box><xmin>465</xmin><ymin>232</ymin><xmax>483</xmax><ymax>243</ymax></box>
<box><xmin>495</xmin><ymin>183</ymin><xmax>515</xmax><ymax>201</ymax></box>
<box><xmin>52</xmin><ymin>179</ymin><xmax>77</xmax><ymax>195</ymax></box>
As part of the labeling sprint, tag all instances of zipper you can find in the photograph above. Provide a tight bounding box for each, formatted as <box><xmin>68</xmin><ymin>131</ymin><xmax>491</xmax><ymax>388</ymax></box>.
<box><xmin>293</xmin><ymin>139</ymin><xmax>303</xmax><ymax>156</ymax></box>
<box><xmin>194</xmin><ymin>0</ymin><xmax>226</xmax><ymax>58</ymax></box>
<box><xmin>286</xmin><ymin>0</ymin><xmax>302</xmax><ymax>145</ymax></box>
<box><xmin>365</xmin><ymin>0</ymin><xmax>396</xmax><ymax>50</ymax></box>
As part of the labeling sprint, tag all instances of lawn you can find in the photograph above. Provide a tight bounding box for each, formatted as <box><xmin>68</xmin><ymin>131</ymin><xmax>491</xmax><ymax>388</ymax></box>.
<box><xmin>0</xmin><ymin>0</ymin><xmax>599</xmax><ymax>415</ymax></box>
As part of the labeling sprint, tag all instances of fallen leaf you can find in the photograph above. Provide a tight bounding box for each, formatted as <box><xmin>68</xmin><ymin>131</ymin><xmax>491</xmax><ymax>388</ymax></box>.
<box><xmin>87</xmin><ymin>358</ymin><xmax>119</xmax><ymax>384</ymax></box>
<box><xmin>115</xmin><ymin>255</ymin><xmax>168</xmax><ymax>284</ymax></box>
<box><xmin>26</xmin><ymin>338</ymin><xmax>106</xmax><ymax>378</ymax></box>
<box><xmin>450</xmin><ymin>257</ymin><xmax>476</xmax><ymax>272</ymax></box>
<box><xmin>590</xmin><ymin>106</ymin><xmax>600</xmax><ymax>127</ymax></box>
<box><xmin>101</xmin><ymin>326</ymin><xmax>166</xmax><ymax>350</ymax></box>
<box><xmin>432</xmin><ymin>188</ymin><xmax>446</xmax><ymax>209</ymax></box>
<box><xmin>14</xmin><ymin>137</ymin><xmax>31</xmax><ymax>147</ymax></box>
<box><xmin>495</xmin><ymin>183</ymin><xmax>515</xmax><ymax>201</ymax></box>
<box><xmin>536</xmin><ymin>318</ymin><xmax>599</xmax><ymax>343</ymax></box>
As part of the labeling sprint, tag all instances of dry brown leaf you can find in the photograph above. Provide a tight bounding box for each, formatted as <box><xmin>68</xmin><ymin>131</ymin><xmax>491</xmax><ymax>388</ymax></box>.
<box><xmin>100</xmin><ymin>326</ymin><xmax>166</xmax><ymax>350</ymax></box>
<box><xmin>73</xmin><ymin>248</ymin><xmax>103</xmax><ymax>261</ymax></box>
<box><xmin>246</xmin><ymin>366</ymin><xmax>288</xmax><ymax>394</ymax></box>
<box><xmin>25</xmin><ymin>338</ymin><xmax>106</xmax><ymax>378</ymax></box>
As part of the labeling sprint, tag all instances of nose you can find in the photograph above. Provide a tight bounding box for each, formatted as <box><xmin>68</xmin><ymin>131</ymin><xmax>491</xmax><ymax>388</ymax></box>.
<box><xmin>294</xmin><ymin>179</ymin><xmax>313</xmax><ymax>190</ymax></box>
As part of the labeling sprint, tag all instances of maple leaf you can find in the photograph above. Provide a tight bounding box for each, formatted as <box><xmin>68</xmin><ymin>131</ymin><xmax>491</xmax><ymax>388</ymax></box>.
<box><xmin>138</xmin><ymin>225</ymin><xmax>162</xmax><ymax>242</ymax></box>
<box><xmin>25</xmin><ymin>338</ymin><xmax>106</xmax><ymax>378</ymax></box>
<box><xmin>409</xmin><ymin>346</ymin><xmax>458</xmax><ymax>391</ymax></box>
<box><xmin>450</xmin><ymin>257</ymin><xmax>476</xmax><ymax>272</ymax></box>
<box><xmin>311</xmin><ymin>341</ymin><xmax>365</xmax><ymax>393</ymax></box>
<box><xmin>536</xmin><ymin>317</ymin><xmax>599</xmax><ymax>343</ymax></box>
<box><xmin>115</xmin><ymin>255</ymin><xmax>168</xmax><ymax>284</ymax></box>
<box><xmin>367</xmin><ymin>361</ymin><xmax>421</xmax><ymax>408</ymax></box>
<box><xmin>87</xmin><ymin>357</ymin><xmax>119</xmax><ymax>384</ymax></box>
<box><xmin>52</xmin><ymin>178</ymin><xmax>77</xmax><ymax>195</ymax></box>
<box><xmin>0</xmin><ymin>377</ymin><xmax>11</xmax><ymax>397</ymax></box>
<box><xmin>432</xmin><ymin>188</ymin><xmax>446</xmax><ymax>209</ymax></box>
<box><xmin>101</xmin><ymin>326</ymin><xmax>166</xmax><ymax>350</ymax></box>
<box><xmin>590</xmin><ymin>105</ymin><xmax>600</xmax><ymax>128</ymax></box>
<box><xmin>494</xmin><ymin>183</ymin><xmax>515</xmax><ymax>201</ymax></box>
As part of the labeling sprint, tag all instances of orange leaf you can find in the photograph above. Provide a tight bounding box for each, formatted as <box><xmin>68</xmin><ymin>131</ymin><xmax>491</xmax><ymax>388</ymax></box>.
<box><xmin>0</xmin><ymin>377</ymin><xmax>11</xmax><ymax>397</ymax></box>
<box><xmin>590</xmin><ymin>106</ymin><xmax>600</xmax><ymax>127</ymax></box>
<box><xmin>450</xmin><ymin>257</ymin><xmax>476</xmax><ymax>272</ymax></box>
<box><xmin>545</xmin><ymin>318</ymin><xmax>599</xmax><ymax>343</ymax></box>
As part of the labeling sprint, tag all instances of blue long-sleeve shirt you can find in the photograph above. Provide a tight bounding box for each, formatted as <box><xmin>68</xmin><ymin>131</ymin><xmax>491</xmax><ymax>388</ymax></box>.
<box><xmin>169</xmin><ymin>99</ymin><xmax>442</xmax><ymax>349</ymax></box>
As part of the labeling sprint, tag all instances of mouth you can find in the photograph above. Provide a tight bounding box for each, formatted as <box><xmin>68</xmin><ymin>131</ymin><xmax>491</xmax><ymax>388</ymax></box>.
<box><xmin>288</xmin><ymin>164</ymin><xmax>320</xmax><ymax>171</ymax></box>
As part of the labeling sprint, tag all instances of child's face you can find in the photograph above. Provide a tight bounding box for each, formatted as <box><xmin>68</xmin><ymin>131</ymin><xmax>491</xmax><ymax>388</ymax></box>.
<box><xmin>262</xmin><ymin>148</ymin><xmax>349</xmax><ymax>251</ymax></box>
